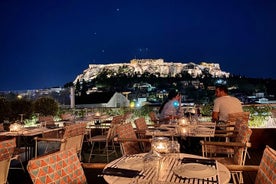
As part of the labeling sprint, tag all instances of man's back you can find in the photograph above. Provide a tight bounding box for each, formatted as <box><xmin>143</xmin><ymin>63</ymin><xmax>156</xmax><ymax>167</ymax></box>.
<box><xmin>213</xmin><ymin>95</ymin><xmax>243</xmax><ymax>121</ymax></box>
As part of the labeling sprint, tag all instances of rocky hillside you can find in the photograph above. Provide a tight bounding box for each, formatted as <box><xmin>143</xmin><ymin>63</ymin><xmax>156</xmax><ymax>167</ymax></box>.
<box><xmin>74</xmin><ymin>59</ymin><xmax>229</xmax><ymax>83</ymax></box>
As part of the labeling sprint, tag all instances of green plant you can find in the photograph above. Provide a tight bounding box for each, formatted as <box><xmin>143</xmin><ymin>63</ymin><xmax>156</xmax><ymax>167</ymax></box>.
<box><xmin>104</xmin><ymin>107</ymin><xmax>130</xmax><ymax>116</ymax></box>
<box><xmin>132</xmin><ymin>105</ymin><xmax>151</xmax><ymax>118</ymax></box>
<box><xmin>78</xmin><ymin>109</ymin><xmax>86</xmax><ymax>118</ymax></box>
<box><xmin>24</xmin><ymin>115</ymin><xmax>38</xmax><ymax>126</ymax></box>
<box><xmin>33</xmin><ymin>97</ymin><xmax>59</xmax><ymax>116</ymax></box>
<box><xmin>200</xmin><ymin>103</ymin><xmax>213</xmax><ymax>116</ymax></box>
<box><xmin>243</xmin><ymin>105</ymin><xmax>272</xmax><ymax>127</ymax></box>
<box><xmin>248</xmin><ymin>116</ymin><xmax>268</xmax><ymax>127</ymax></box>
<box><xmin>10</xmin><ymin>98</ymin><xmax>33</xmax><ymax>121</ymax></box>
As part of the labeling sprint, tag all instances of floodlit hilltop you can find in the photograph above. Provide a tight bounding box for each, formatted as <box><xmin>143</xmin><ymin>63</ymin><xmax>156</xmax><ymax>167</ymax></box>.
<box><xmin>74</xmin><ymin>59</ymin><xmax>229</xmax><ymax>83</ymax></box>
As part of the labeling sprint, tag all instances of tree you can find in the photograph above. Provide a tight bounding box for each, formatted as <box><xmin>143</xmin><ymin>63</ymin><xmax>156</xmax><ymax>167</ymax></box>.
<box><xmin>75</xmin><ymin>79</ymin><xmax>81</xmax><ymax>96</ymax></box>
<box><xmin>33</xmin><ymin>97</ymin><xmax>59</xmax><ymax>116</ymax></box>
<box><xmin>0</xmin><ymin>97</ymin><xmax>11</xmax><ymax>122</ymax></box>
<box><xmin>81</xmin><ymin>79</ymin><xmax>88</xmax><ymax>96</ymax></box>
<box><xmin>10</xmin><ymin>98</ymin><xmax>33</xmax><ymax>121</ymax></box>
<box><xmin>64</xmin><ymin>82</ymin><xmax>73</xmax><ymax>88</ymax></box>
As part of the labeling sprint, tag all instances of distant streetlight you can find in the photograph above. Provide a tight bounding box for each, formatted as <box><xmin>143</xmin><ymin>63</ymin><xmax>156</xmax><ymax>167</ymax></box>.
<box><xmin>19</xmin><ymin>114</ymin><xmax>24</xmax><ymax>122</ymax></box>
<box><xmin>130</xmin><ymin>101</ymin><xmax>135</xmax><ymax>108</ymax></box>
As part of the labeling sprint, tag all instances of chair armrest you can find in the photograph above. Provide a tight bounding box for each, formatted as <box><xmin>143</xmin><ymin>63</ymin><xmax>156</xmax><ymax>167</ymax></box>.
<box><xmin>216</xmin><ymin>124</ymin><xmax>235</xmax><ymax>127</ymax></box>
<box><xmin>82</xmin><ymin>162</ymin><xmax>107</xmax><ymax>169</ymax></box>
<box><xmin>115</xmin><ymin>138</ymin><xmax>151</xmax><ymax>143</ymax></box>
<box><xmin>34</xmin><ymin>137</ymin><xmax>66</xmax><ymax>143</ymax></box>
<box><xmin>214</xmin><ymin>134</ymin><xmax>237</xmax><ymax>138</ymax></box>
<box><xmin>225</xmin><ymin>164</ymin><xmax>259</xmax><ymax>172</ymax></box>
<box><xmin>215</xmin><ymin>130</ymin><xmax>238</xmax><ymax>134</ymax></box>
<box><xmin>200</xmin><ymin>140</ymin><xmax>249</xmax><ymax>147</ymax></box>
<box><xmin>135</xmin><ymin>130</ymin><xmax>146</xmax><ymax>134</ymax></box>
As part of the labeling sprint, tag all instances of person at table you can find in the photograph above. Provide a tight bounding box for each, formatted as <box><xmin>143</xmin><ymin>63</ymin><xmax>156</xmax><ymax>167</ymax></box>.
<box><xmin>212</xmin><ymin>85</ymin><xmax>243</xmax><ymax>122</ymax></box>
<box><xmin>159</xmin><ymin>89</ymin><xmax>183</xmax><ymax>123</ymax></box>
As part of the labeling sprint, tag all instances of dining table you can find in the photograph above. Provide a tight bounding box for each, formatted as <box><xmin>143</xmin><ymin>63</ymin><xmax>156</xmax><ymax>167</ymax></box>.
<box><xmin>0</xmin><ymin>126</ymin><xmax>63</xmax><ymax>161</ymax></box>
<box><xmin>145</xmin><ymin>122</ymin><xmax>216</xmax><ymax>138</ymax></box>
<box><xmin>102</xmin><ymin>152</ymin><xmax>231</xmax><ymax>184</ymax></box>
<box><xmin>84</xmin><ymin>114</ymin><xmax>113</xmax><ymax>135</ymax></box>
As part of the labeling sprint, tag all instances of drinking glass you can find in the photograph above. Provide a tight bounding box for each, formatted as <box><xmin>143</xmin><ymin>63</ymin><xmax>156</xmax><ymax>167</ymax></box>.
<box><xmin>143</xmin><ymin>156</ymin><xmax>161</xmax><ymax>184</ymax></box>
<box><xmin>169</xmin><ymin>140</ymin><xmax>180</xmax><ymax>153</ymax></box>
<box><xmin>40</xmin><ymin>121</ymin><xmax>46</xmax><ymax>128</ymax></box>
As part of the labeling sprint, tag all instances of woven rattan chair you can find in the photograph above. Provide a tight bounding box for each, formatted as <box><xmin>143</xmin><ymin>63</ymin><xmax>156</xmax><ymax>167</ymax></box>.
<box><xmin>35</xmin><ymin>123</ymin><xmax>87</xmax><ymax>160</ymax></box>
<box><xmin>215</xmin><ymin>112</ymin><xmax>250</xmax><ymax>141</ymax></box>
<box><xmin>203</xmin><ymin>118</ymin><xmax>250</xmax><ymax>156</ymax></box>
<box><xmin>149</xmin><ymin>111</ymin><xmax>160</xmax><ymax>125</ymax></box>
<box><xmin>0</xmin><ymin>138</ymin><xmax>16</xmax><ymax>184</ymax></box>
<box><xmin>27</xmin><ymin>148</ymin><xmax>87</xmax><ymax>184</ymax></box>
<box><xmin>0</xmin><ymin>125</ymin><xmax>25</xmax><ymax>172</ymax></box>
<box><xmin>214</xmin><ymin>112</ymin><xmax>252</xmax><ymax>159</ymax></box>
<box><xmin>201</xmin><ymin>124</ymin><xmax>252</xmax><ymax>183</ymax></box>
<box><xmin>110</xmin><ymin>115</ymin><xmax>125</xmax><ymax>126</ymax></box>
<box><xmin>60</xmin><ymin>113</ymin><xmax>75</xmax><ymax>121</ymax></box>
<box><xmin>115</xmin><ymin>123</ymin><xmax>150</xmax><ymax>155</ymax></box>
<box><xmin>134</xmin><ymin>117</ymin><xmax>148</xmax><ymax>137</ymax></box>
<box><xmin>134</xmin><ymin>117</ymin><xmax>151</xmax><ymax>151</ymax></box>
<box><xmin>38</xmin><ymin>115</ymin><xmax>56</xmax><ymax>127</ymax></box>
<box><xmin>88</xmin><ymin>124</ymin><xmax>118</xmax><ymax>163</ymax></box>
<box><xmin>226</xmin><ymin>145</ymin><xmax>276</xmax><ymax>184</ymax></box>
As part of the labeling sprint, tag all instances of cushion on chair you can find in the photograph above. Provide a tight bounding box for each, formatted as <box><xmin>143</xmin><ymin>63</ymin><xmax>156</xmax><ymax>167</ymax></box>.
<box><xmin>27</xmin><ymin>149</ymin><xmax>87</xmax><ymax>184</ymax></box>
<box><xmin>0</xmin><ymin>138</ymin><xmax>16</xmax><ymax>161</ymax></box>
<box><xmin>255</xmin><ymin>146</ymin><xmax>276</xmax><ymax>184</ymax></box>
<box><xmin>0</xmin><ymin>138</ymin><xmax>16</xmax><ymax>184</ymax></box>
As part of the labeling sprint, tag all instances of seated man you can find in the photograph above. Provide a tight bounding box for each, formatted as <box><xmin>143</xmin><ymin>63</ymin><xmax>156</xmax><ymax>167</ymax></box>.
<box><xmin>212</xmin><ymin>85</ymin><xmax>243</xmax><ymax>122</ymax></box>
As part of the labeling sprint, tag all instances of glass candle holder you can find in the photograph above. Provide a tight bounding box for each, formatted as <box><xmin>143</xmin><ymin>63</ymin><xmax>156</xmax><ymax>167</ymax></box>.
<box><xmin>9</xmin><ymin>122</ymin><xmax>23</xmax><ymax>132</ymax></box>
<box><xmin>151</xmin><ymin>137</ymin><xmax>169</xmax><ymax>154</ymax></box>
<box><xmin>178</xmin><ymin>117</ymin><xmax>190</xmax><ymax>126</ymax></box>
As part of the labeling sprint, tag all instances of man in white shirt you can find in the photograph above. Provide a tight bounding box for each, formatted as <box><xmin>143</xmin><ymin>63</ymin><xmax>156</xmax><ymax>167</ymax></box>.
<box><xmin>212</xmin><ymin>85</ymin><xmax>243</xmax><ymax>122</ymax></box>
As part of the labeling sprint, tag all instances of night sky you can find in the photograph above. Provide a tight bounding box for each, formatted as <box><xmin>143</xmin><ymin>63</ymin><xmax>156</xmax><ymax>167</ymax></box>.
<box><xmin>1</xmin><ymin>0</ymin><xmax>276</xmax><ymax>91</ymax></box>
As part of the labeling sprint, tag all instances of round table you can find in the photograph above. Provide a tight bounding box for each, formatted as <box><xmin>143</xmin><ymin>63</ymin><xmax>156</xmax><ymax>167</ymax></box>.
<box><xmin>103</xmin><ymin>153</ymin><xmax>231</xmax><ymax>184</ymax></box>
